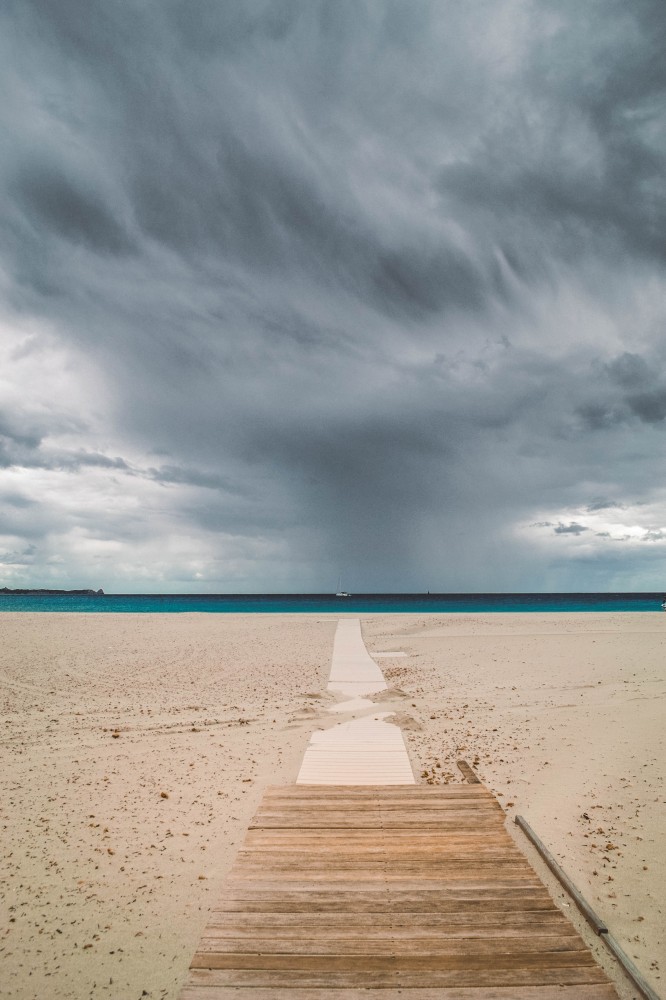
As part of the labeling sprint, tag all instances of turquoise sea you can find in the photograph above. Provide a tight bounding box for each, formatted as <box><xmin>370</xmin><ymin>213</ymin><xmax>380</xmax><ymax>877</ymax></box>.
<box><xmin>0</xmin><ymin>592</ymin><xmax>663</xmax><ymax>613</ymax></box>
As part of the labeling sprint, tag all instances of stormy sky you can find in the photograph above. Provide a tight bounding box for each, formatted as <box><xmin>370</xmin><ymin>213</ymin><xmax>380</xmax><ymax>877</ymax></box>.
<box><xmin>1</xmin><ymin>0</ymin><xmax>666</xmax><ymax>593</ymax></box>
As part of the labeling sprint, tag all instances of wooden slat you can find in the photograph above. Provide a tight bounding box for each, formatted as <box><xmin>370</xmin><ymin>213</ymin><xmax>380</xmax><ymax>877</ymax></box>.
<box><xmin>457</xmin><ymin>758</ymin><xmax>482</xmax><ymax>783</ymax></box>
<box><xmin>194</xmin><ymin>934</ymin><xmax>586</xmax><ymax>955</ymax></box>
<box><xmin>180</xmin><ymin>986</ymin><xmax>620</xmax><ymax>1000</ymax></box>
<box><xmin>262</xmin><ymin>784</ymin><xmax>493</xmax><ymax>794</ymax></box>
<box><xmin>213</xmin><ymin>888</ymin><xmax>556</xmax><ymax>912</ymax></box>
<box><xmin>183</xmin><ymin>966</ymin><xmax>617</xmax><ymax>1000</ymax></box>
<box><xmin>223</xmin><ymin>877</ymin><xmax>549</xmax><ymax>891</ymax></box>
<box><xmin>191</xmin><ymin>952</ymin><xmax>606</xmax><ymax>989</ymax></box>
<box><xmin>244</xmin><ymin>831</ymin><xmax>515</xmax><ymax>844</ymax></box>
<box><xmin>178</xmin><ymin>784</ymin><xmax>618</xmax><ymax>998</ymax></box>
<box><xmin>205</xmin><ymin>910</ymin><xmax>575</xmax><ymax>932</ymax></box>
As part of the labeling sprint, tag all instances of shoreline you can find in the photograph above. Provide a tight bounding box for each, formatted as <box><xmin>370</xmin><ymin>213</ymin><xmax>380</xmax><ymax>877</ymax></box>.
<box><xmin>0</xmin><ymin>612</ymin><xmax>663</xmax><ymax>997</ymax></box>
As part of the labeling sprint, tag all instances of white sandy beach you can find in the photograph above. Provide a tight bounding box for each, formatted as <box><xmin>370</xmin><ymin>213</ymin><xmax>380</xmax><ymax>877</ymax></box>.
<box><xmin>363</xmin><ymin>612</ymin><xmax>665</xmax><ymax>995</ymax></box>
<box><xmin>0</xmin><ymin>612</ymin><xmax>664</xmax><ymax>998</ymax></box>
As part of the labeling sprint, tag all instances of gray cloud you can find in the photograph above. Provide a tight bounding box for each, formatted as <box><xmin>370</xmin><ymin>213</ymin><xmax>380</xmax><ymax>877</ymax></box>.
<box><xmin>585</xmin><ymin>498</ymin><xmax>624</xmax><ymax>512</ymax></box>
<box><xmin>14</xmin><ymin>163</ymin><xmax>134</xmax><ymax>256</ymax></box>
<box><xmin>1</xmin><ymin>0</ymin><xmax>666</xmax><ymax>590</ymax></box>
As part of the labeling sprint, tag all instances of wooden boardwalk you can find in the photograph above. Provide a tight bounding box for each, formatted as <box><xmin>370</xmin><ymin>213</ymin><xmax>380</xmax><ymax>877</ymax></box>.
<box><xmin>179</xmin><ymin>783</ymin><xmax>618</xmax><ymax>998</ymax></box>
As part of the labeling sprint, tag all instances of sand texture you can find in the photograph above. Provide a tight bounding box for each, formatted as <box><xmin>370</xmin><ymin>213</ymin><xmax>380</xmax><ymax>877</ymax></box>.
<box><xmin>0</xmin><ymin>613</ymin><xmax>334</xmax><ymax>999</ymax></box>
<box><xmin>362</xmin><ymin>612</ymin><xmax>665</xmax><ymax>995</ymax></box>
<box><xmin>1</xmin><ymin>611</ymin><xmax>663</xmax><ymax>998</ymax></box>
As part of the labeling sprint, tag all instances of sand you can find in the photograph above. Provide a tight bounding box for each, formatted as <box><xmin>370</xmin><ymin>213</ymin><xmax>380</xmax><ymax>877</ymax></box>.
<box><xmin>1</xmin><ymin>611</ymin><xmax>663</xmax><ymax>998</ymax></box>
<box><xmin>0</xmin><ymin>613</ymin><xmax>334</xmax><ymax>999</ymax></box>
<box><xmin>363</xmin><ymin>612</ymin><xmax>665</xmax><ymax>995</ymax></box>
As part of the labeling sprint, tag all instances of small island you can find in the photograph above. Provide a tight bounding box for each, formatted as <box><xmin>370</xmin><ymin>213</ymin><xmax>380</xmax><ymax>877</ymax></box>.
<box><xmin>0</xmin><ymin>588</ymin><xmax>105</xmax><ymax>596</ymax></box>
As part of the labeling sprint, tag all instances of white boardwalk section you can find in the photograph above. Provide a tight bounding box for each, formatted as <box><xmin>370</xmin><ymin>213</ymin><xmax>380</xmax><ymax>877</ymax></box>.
<box><xmin>296</xmin><ymin>619</ymin><xmax>415</xmax><ymax>786</ymax></box>
<box><xmin>327</xmin><ymin>618</ymin><xmax>387</xmax><ymax>698</ymax></box>
<box><xmin>296</xmin><ymin>714</ymin><xmax>415</xmax><ymax>784</ymax></box>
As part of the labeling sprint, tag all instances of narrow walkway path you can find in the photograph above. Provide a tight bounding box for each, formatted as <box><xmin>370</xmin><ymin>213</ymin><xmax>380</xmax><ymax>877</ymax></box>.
<box><xmin>180</xmin><ymin>784</ymin><xmax>618</xmax><ymax>997</ymax></box>
<box><xmin>327</xmin><ymin>618</ymin><xmax>387</xmax><ymax>697</ymax></box>
<box><xmin>296</xmin><ymin>619</ymin><xmax>414</xmax><ymax>785</ymax></box>
<box><xmin>178</xmin><ymin>620</ymin><xmax>619</xmax><ymax>998</ymax></box>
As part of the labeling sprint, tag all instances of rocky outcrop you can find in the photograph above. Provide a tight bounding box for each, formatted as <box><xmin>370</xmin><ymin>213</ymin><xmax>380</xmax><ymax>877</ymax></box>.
<box><xmin>0</xmin><ymin>588</ymin><xmax>105</xmax><ymax>596</ymax></box>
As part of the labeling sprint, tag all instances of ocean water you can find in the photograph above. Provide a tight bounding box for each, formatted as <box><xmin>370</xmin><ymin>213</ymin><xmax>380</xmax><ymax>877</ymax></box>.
<box><xmin>0</xmin><ymin>592</ymin><xmax>663</xmax><ymax>613</ymax></box>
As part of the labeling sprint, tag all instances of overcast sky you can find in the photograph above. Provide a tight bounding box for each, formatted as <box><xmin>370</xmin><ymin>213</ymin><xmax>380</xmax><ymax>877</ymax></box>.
<box><xmin>1</xmin><ymin>1</ymin><xmax>665</xmax><ymax>593</ymax></box>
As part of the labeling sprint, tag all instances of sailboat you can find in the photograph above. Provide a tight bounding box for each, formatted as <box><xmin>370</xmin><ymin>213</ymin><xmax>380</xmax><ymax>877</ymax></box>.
<box><xmin>335</xmin><ymin>576</ymin><xmax>351</xmax><ymax>597</ymax></box>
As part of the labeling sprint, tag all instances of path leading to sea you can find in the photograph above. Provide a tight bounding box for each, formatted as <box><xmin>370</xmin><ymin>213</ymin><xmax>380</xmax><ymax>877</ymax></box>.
<box><xmin>296</xmin><ymin>619</ymin><xmax>415</xmax><ymax>785</ymax></box>
<box><xmin>178</xmin><ymin>619</ymin><xmax>619</xmax><ymax>999</ymax></box>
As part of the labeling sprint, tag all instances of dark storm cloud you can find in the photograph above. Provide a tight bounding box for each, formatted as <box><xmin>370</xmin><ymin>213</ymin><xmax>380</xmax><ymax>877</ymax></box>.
<box><xmin>1</xmin><ymin>0</ymin><xmax>666</xmax><ymax>589</ymax></box>
<box><xmin>14</xmin><ymin>163</ymin><xmax>134</xmax><ymax>256</ymax></box>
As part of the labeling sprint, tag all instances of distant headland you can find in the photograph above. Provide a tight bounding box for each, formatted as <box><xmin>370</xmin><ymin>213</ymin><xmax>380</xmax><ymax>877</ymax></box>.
<box><xmin>0</xmin><ymin>588</ymin><xmax>105</xmax><ymax>596</ymax></box>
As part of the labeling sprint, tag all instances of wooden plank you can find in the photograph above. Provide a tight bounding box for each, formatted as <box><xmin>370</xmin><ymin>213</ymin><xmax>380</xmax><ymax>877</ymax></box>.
<box><xmin>260</xmin><ymin>795</ymin><xmax>496</xmax><ymax>805</ymax></box>
<box><xmin>213</xmin><ymin>889</ymin><xmax>557</xmax><ymax>912</ymax></box>
<box><xmin>180</xmin><ymin>986</ymin><xmax>620</xmax><ymax>1000</ymax></box>
<box><xmin>231</xmin><ymin>859</ymin><xmax>537</xmax><ymax>871</ymax></box>
<box><xmin>259</xmin><ymin>791</ymin><xmax>494</xmax><ymax>801</ymax></box>
<box><xmin>255</xmin><ymin>798</ymin><xmax>500</xmax><ymax>809</ymax></box>
<box><xmin>228</xmin><ymin>871</ymin><xmax>542</xmax><ymax>884</ymax></box>
<box><xmin>457</xmin><ymin>759</ymin><xmax>482</xmax><ymax>783</ymax></box>
<box><xmin>250</xmin><ymin>814</ymin><xmax>505</xmax><ymax>827</ymax></box>
<box><xmin>244</xmin><ymin>827</ymin><xmax>514</xmax><ymax>840</ymax></box>
<box><xmin>191</xmin><ymin>950</ymin><xmax>599</xmax><ymax>971</ymax></box>
<box><xmin>239</xmin><ymin>845</ymin><xmax>522</xmax><ymax>857</ymax></box>
<box><xmin>195</xmin><ymin>934</ymin><xmax>586</xmax><ymax>955</ymax></box>
<box><xmin>204</xmin><ymin>910</ymin><xmax>575</xmax><ymax>932</ymax></box>
<box><xmin>262</xmin><ymin>783</ymin><xmax>493</xmax><ymax>794</ymax></box>
<box><xmin>257</xmin><ymin>801</ymin><xmax>498</xmax><ymax>809</ymax></box>
<box><xmin>255</xmin><ymin>803</ymin><xmax>504</xmax><ymax>813</ymax></box>
<box><xmin>183</xmin><ymin>966</ymin><xmax>612</xmax><ymax>988</ymax></box>
<box><xmin>244</xmin><ymin>830</ymin><xmax>514</xmax><ymax>844</ymax></box>
<box><xmin>222</xmin><ymin>877</ymin><xmax>549</xmax><ymax>891</ymax></box>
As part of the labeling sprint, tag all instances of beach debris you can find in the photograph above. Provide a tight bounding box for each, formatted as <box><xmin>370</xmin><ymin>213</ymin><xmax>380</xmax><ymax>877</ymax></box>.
<box><xmin>159</xmin><ymin>792</ymin><xmax>169</xmax><ymax>799</ymax></box>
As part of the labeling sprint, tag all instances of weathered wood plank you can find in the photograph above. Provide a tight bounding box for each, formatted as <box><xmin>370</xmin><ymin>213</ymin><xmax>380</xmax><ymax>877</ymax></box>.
<box><xmin>183</xmin><ymin>966</ymin><xmax>612</xmax><ymax>988</ymax></box>
<box><xmin>179</xmin><ymin>986</ymin><xmax>620</xmax><ymax>1000</ymax></box>
<box><xmin>205</xmin><ymin>910</ymin><xmax>573</xmax><ymax>931</ymax></box>
<box><xmin>191</xmin><ymin>950</ymin><xmax>599</xmax><ymax>971</ymax></box>
<box><xmin>263</xmin><ymin>784</ymin><xmax>491</xmax><ymax>789</ymax></box>
<box><xmin>243</xmin><ymin>830</ymin><xmax>515</xmax><ymax>841</ymax></box>
<box><xmin>195</xmin><ymin>933</ymin><xmax>585</xmax><ymax>955</ymax></box>
<box><xmin>222</xmin><ymin>876</ymin><xmax>549</xmax><ymax>891</ymax></box>
<box><xmin>262</xmin><ymin>783</ymin><xmax>493</xmax><ymax>793</ymax></box>
<box><xmin>213</xmin><ymin>889</ymin><xmax>556</xmax><ymax>912</ymax></box>
<box><xmin>457</xmin><ymin>759</ymin><xmax>482</xmax><ymax>783</ymax></box>
<box><xmin>263</xmin><ymin>791</ymin><xmax>494</xmax><ymax>800</ymax></box>
<box><xmin>231</xmin><ymin>862</ymin><xmax>538</xmax><ymax>874</ymax></box>
<box><xmin>239</xmin><ymin>846</ymin><xmax>522</xmax><ymax>858</ymax></box>
<box><xmin>250</xmin><ymin>818</ymin><xmax>504</xmax><ymax>825</ymax></box>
